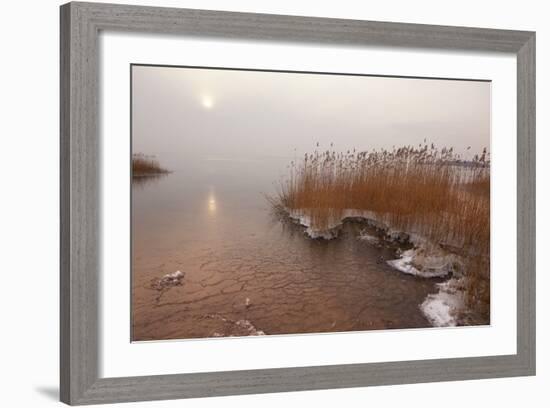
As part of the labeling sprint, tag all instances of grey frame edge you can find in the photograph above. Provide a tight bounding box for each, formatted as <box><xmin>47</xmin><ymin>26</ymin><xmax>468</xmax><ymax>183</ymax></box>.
<box><xmin>60</xmin><ymin>1</ymin><xmax>536</xmax><ymax>405</ymax></box>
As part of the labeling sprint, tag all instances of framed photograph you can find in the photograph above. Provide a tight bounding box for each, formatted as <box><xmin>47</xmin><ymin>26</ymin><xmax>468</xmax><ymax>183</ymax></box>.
<box><xmin>60</xmin><ymin>1</ymin><xmax>535</xmax><ymax>405</ymax></box>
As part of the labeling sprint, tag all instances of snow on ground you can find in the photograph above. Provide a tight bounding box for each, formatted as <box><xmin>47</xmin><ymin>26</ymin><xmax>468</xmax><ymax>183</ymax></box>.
<box><xmin>420</xmin><ymin>279</ymin><xmax>465</xmax><ymax>327</ymax></box>
<box><xmin>386</xmin><ymin>248</ymin><xmax>458</xmax><ymax>279</ymax></box>
<box><xmin>386</xmin><ymin>249</ymin><xmax>424</xmax><ymax>276</ymax></box>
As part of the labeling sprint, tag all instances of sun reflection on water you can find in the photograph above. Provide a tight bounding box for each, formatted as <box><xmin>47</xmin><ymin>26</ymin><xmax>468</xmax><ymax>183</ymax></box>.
<box><xmin>207</xmin><ymin>192</ymin><xmax>217</xmax><ymax>214</ymax></box>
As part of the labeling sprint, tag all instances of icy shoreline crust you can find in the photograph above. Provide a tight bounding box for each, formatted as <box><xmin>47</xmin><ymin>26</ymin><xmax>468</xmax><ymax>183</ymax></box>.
<box><xmin>420</xmin><ymin>279</ymin><xmax>465</xmax><ymax>327</ymax></box>
<box><xmin>286</xmin><ymin>208</ymin><xmax>463</xmax><ymax>327</ymax></box>
<box><xmin>287</xmin><ymin>209</ymin><xmax>460</xmax><ymax>278</ymax></box>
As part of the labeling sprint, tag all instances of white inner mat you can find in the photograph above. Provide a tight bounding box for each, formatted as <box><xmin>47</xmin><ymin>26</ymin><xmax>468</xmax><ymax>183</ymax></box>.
<box><xmin>100</xmin><ymin>31</ymin><xmax>517</xmax><ymax>378</ymax></box>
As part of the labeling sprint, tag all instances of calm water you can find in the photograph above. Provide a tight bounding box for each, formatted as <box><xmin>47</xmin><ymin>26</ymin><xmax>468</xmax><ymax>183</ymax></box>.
<box><xmin>131</xmin><ymin>159</ymin><xmax>439</xmax><ymax>341</ymax></box>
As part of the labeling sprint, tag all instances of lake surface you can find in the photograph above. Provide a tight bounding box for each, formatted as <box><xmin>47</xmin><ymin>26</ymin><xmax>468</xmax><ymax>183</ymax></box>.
<box><xmin>131</xmin><ymin>158</ymin><xmax>439</xmax><ymax>341</ymax></box>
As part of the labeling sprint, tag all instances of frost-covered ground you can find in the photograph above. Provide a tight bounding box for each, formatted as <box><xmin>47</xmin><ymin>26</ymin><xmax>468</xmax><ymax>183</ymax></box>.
<box><xmin>286</xmin><ymin>208</ymin><xmax>466</xmax><ymax>327</ymax></box>
<box><xmin>420</xmin><ymin>279</ymin><xmax>465</xmax><ymax>327</ymax></box>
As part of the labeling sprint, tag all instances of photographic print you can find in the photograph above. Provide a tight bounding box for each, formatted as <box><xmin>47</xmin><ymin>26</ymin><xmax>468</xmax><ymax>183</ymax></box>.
<box><xmin>131</xmin><ymin>65</ymin><xmax>490</xmax><ymax>341</ymax></box>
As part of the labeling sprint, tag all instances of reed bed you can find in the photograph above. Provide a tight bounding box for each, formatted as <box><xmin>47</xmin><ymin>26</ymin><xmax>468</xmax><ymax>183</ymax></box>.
<box><xmin>132</xmin><ymin>153</ymin><xmax>168</xmax><ymax>176</ymax></box>
<box><xmin>276</xmin><ymin>143</ymin><xmax>490</xmax><ymax>316</ymax></box>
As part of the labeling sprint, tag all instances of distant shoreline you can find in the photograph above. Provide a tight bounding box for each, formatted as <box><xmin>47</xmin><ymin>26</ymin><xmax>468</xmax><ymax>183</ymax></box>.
<box><xmin>132</xmin><ymin>171</ymin><xmax>171</xmax><ymax>178</ymax></box>
<box><xmin>132</xmin><ymin>153</ymin><xmax>169</xmax><ymax>177</ymax></box>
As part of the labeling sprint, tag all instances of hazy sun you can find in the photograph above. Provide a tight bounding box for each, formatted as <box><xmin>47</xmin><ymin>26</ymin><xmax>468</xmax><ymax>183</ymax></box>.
<box><xmin>201</xmin><ymin>95</ymin><xmax>214</xmax><ymax>109</ymax></box>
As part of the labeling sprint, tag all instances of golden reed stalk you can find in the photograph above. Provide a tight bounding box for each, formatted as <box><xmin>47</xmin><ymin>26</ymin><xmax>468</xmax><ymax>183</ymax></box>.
<box><xmin>276</xmin><ymin>143</ymin><xmax>490</xmax><ymax>316</ymax></box>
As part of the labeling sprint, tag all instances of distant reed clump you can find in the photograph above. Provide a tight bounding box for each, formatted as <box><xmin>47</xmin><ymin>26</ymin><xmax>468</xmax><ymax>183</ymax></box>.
<box><xmin>276</xmin><ymin>143</ymin><xmax>490</xmax><ymax>315</ymax></box>
<box><xmin>132</xmin><ymin>153</ymin><xmax>168</xmax><ymax>177</ymax></box>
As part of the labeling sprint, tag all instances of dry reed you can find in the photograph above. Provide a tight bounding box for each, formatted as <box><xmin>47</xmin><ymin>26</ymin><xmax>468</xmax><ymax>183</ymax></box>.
<box><xmin>276</xmin><ymin>143</ymin><xmax>490</xmax><ymax>317</ymax></box>
<box><xmin>132</xmin><ymin>153</ymin><xmax>168</xmax><ymax>176</ymax></box>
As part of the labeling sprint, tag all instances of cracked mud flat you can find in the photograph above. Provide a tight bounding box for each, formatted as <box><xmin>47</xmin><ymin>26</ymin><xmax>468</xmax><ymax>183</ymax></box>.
<box><xmin>132</xmin><ymin>162</ymin><xmax>442</xmax><ymax>341</ymax></box>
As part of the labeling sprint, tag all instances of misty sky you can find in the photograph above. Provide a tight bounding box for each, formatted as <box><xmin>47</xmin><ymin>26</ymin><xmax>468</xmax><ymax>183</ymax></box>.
<box><xmin>132</xmin><ymin>65</ymin><xmax>490</xmax><ymax>171</ymax></box>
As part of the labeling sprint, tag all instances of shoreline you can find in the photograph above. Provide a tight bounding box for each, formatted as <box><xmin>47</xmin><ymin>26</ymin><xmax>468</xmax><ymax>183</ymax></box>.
<box><xmin>132</xmin><ymin>171</ymin><xmax>171</xmax><ymax>178</ymax></box>
<box><xmin>283</xmin><ymin>207</ymin><xmax>472</xmax><ymax>327</ymax></box>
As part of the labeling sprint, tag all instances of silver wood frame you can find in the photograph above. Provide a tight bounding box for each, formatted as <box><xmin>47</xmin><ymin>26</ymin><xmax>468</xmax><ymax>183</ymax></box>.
<box><xmin>60</xmin><ymin>2</ymin><xmax>536</xmax><ymax>405</ymax></box>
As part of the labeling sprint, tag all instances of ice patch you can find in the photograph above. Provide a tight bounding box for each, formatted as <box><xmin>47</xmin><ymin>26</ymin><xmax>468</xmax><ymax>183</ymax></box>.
<box><xmin>386</xmin><ymin>230</ymin><xmax>411</xmax><ymax>244</ymax></box>
<box><xmin>204</xmin><ymin>314</ymin><xmax>266</xmax><ymax>337</ymax></box>
<box><xmin>149</xmin><ymin>270</ymin><xmax>185</xmax><ymax>291</ymax></box>
<box><xmin>421</xmin><ymin>279</ymin><xmax>465</xmax><ymax>327</ymax></box>
<box><xmin>287</xmin><ymin>210</ymin><xmax>342</xmax><ymax>240</ymax></box>
<box><xmin>287</xmin><ymin>208</ymin><xmax>388</xmax><ymax>240</ymax></box>
<box><xmin>307</xmin><ymin>227</ymin><xmax>341</xmax><ymax>240</ymax></box>
<box><xmin>212</xmin><ymin>325</ymin><xmax>265</xmax><ymax>337</ymax></box>
<box><xmin>148</xmin><ymin>270</ymin><xmax>186</xmax><ymax>303</ymax></box>
<box><xmin>386</xmin><ymin>247</ymin><xmax>459</xmax><ymax>278</ymax></box>
<box><xmin>165</xmin><ymin>270</ymin><xmax>184</xmax><ymax>279</ymax></box>
<box><xmin>358</xmin><ymin>231</ymin><xmax>380</xmax><ymax>244</ymax></box>
<box><xmin>386</xmin><ymin>249</ymin><xmax>423</xmax><ymax>276</ymax></box>
<box><xmin>234</xmin><ymin>319</ymin><xmax>266</xmax><ymax>336</ymax></box>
